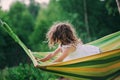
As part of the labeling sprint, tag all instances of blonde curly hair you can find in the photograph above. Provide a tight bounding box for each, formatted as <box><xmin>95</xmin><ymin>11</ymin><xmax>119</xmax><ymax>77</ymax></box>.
<box><xmin>46</xmin><ymin>22</ymin><xmax>82</xmax><ymax>47</ymax></box>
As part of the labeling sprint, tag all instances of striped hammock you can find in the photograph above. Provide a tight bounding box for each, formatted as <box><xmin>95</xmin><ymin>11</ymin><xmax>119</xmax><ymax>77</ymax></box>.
<box><xmin>0</xmin><ymin>20</ymin><xmax>120</xmax><ymax>80</ymax></box>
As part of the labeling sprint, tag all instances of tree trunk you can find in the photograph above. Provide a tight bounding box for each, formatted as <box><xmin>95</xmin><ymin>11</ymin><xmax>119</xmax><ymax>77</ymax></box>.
<box><xmin>116</xmin><ymin>0</ymin><xmax>120</xmax><ymax>13</ymax></box>
<box><xmin>0</xmin><ymin>0</ymin><xmax>1</xmax><ymax>9</ymax></box>
<box><xmin>83</xmin><ymin>0</ymin><xmax>91</xmax><ymax>41</ymax></box>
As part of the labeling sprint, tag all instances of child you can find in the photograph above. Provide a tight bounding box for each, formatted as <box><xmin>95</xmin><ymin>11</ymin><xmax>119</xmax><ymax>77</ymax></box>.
<box><xmin>36</xmin><ymin>22</ymin><xmax>100</xmax><ymax>62</ymax></box>
<box><xmin>35</xmin><ymin>22</ymin><xmax>100</xmax><ymax>80</ymax></box>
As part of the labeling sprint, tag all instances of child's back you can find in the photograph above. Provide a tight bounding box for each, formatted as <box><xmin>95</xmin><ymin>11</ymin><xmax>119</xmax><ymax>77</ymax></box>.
<box><xmin>62</xmin><ymin>43</ymin><xmax>100</xmax><ymax>61</ymax></box>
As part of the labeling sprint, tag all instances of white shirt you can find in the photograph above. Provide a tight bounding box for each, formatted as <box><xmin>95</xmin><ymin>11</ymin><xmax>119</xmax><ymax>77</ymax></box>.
<box><xmin>61</xmin><ymin>43</ymin><xmax>100</xmax><ymax>61</ymax></box>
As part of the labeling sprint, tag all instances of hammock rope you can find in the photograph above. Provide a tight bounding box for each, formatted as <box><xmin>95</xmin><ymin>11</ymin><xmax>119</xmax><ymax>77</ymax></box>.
<box><xmin>0</xmin><ymin>20</ymin><xmax>120</xmax><ymax>80</ymax></box>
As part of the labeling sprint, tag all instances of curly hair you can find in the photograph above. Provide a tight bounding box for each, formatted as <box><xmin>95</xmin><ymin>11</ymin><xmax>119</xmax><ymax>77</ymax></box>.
<box><xmin>46</xmin><ymin>22</ymin><xmax>82</xmax><ymax>47</ymax></box>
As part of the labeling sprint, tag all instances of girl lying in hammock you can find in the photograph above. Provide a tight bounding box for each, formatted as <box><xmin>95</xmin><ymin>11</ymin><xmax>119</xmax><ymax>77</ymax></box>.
<box><xmin>36</xmin><ymin>22</ymin><xmax>101</xmax><ymax>80</ymax></box>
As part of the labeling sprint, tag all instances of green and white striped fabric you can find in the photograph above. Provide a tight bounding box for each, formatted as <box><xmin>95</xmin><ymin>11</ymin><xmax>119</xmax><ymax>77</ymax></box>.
<box><xmin>1</xmin><ymin>20</ymin><xmax>120</xmax><ymax>80</ymax></box>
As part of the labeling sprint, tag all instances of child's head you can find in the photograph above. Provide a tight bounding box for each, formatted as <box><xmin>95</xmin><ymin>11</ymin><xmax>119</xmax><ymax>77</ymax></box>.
<box><xmin>47</xmin><ymin>22</ymin><xmax>81</xmax><ymax>47</ymax></box>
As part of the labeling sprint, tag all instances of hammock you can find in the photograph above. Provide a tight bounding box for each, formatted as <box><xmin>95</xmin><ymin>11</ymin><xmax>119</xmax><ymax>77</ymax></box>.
<box><xmin>0</xmin><ymin>20</ymin><xmax>120</xmax><ymax>80</ymax></box>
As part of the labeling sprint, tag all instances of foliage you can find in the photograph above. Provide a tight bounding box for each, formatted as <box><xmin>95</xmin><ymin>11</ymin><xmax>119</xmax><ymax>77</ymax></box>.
<box><xmin>105</xmin><ymin>0</ymin><xmax>118</xmax><ymax>15</ymax></box>
<box><xmin>8</xmin><ymin>1</ymin><xmax>34</xmax><ymax>44</ymax></box>
<box><xmin>29</xmin><ymin>0</ymin><xmax>70</xmax><ymax>51</ymax></box>
<box><xmin>0</xmin><ymin>0</ymin><xmax>120</xmax><ymax>72</ymax></box>
<box><xmin>57</xmin><ymin>0</ymin><xmax>120</xmax><ymax>43</ymax></box>
<box><xmin>0</xmin><ymin>1</ymin><xmax>34</xmax><ymax>68</ymax></box>
<box><xmin>0</xmin><ymin>64</ymin><xmax>58</xmax><ymax>80</ymax></box>
<box><xmin>28</xmin><ymin>0</ymin><xmax>40</xmax><ymax>19</ymax></box>
<box><xmin>0</xmin><ymin>9</ymin><xmax>9</xmax><ymax>69</ymax></box>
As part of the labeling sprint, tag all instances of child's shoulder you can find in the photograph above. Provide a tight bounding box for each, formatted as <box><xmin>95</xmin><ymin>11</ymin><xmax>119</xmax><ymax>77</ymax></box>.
<box><xmin>61</xmin><ymin>43</ymin><xmax>76</xmax><ymax>51</ymax></box>
<box><xmin>61</xmin><ymin>43</ymin><xmax>75</xmax><ymax>47</ymax></box>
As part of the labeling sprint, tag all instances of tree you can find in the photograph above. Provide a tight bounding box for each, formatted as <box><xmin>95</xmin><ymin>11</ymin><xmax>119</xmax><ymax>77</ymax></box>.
<box><xmin>83</xmin><ymin>0</ymin><xmax>91</xmax><ymax>41</ymax></box>
<box><xmin>58</xmin><ymin>0</ymin><xmax>101</xmax><ymax>42</ymax></box>
<box><xmin>105</xmin><ymin>0</ymin><xmax>119</xmax><ymax>15</ymax></box>
<box><xmin>29</xmin><ymin>0</ymin><xmax>69</xmax><ymax>51</ymax></box>
<box><xmin>57</xmin><ymin>0</ymin><xmax>120</xmax><ymax>43</ymax></box>
<box><xmin>0</xmin><ymin>1</ymin><xmax>35</xmax><ymax>68</ymax></box>
<box><xmin>8</xmin><ymin>1</ymin><xmax>34</xmax><ymax>45</ymax></box>
<box><xmin>0</xmin><ymin>9</ymin><xmax>9</xmax><ymax>69</ymax></box>
<box><xmin>28</xmin><ymin>0</ymin><xmax>40</xmax><ymax>19</ymax></box>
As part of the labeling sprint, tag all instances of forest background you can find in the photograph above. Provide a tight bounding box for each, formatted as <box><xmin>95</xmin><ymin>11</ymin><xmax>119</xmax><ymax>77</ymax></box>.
<box><xmin>0</xmin><ymin>0</ymin><xmax>120</xmax><ymax>80</ymax></box>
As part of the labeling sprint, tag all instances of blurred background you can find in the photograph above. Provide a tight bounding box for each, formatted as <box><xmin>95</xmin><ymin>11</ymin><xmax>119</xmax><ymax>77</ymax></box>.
<box><xmin>0</xmin><ymin>0</ymin><xmax>120</xmax><ymax>80</ymax></box>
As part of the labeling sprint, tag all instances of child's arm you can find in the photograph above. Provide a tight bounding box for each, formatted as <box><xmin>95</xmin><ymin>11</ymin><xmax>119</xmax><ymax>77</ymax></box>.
<box><xmin>38</xmin><ymin>47</ymin><xmax>61</xmax><ymax>62</ymax></box>
<box><xmin>53</xmin><ymin>46</ymin><xmax>76</xmax><ymax>62</ymax></box>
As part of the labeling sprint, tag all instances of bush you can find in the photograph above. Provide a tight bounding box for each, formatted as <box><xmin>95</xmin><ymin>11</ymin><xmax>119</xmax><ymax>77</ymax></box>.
<box><xmin>0</xmin><ymin>63</ymin><xmax>58</xmax><ymax>80</ymax></box>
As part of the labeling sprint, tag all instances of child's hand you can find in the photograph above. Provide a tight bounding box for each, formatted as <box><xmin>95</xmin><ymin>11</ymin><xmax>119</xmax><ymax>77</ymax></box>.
<box><xmin>35</xmin><ymin>57</ymin><xmax>41</xmax><ymax>62</ymax></box>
